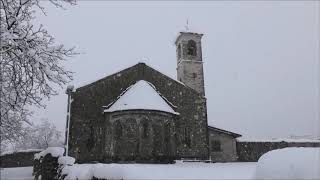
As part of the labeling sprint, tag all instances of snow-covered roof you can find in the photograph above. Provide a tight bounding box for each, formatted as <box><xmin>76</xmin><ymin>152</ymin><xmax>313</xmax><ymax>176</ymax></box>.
<box><xmin>208</xmin><ymin>126</ymin><xmax>242</xmax><ymax>138</ymax></box>
<box><xmin>76</xmin><ymin>62</ymin><xmax>187</xmax><ymax>92</ymax></box>
<box><xmin>104</xmin><ymin>80</ymin><xmax>178</xmax><ymax>115</ymax></box>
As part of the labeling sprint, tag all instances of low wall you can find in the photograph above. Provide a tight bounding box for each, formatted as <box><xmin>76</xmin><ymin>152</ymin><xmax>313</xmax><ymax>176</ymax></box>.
<box><xmin>0</xmin><ymin>149</ymin><xmax>42</xmax><ymax>167</ymax></box>
<box><xmin>236</xmin><ymin>141</ymin><xmax>320</xmax><ymax>162</ymax></box>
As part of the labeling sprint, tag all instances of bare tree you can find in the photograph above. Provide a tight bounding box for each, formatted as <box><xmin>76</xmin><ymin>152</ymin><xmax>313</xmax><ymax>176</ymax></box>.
<box><xmin>0</xmin><ymin>0</ymin><xmax>77</xmax><ymax>143</ymax></box>
<box><xmin>14</xmin><ymin>119</ymin><xmax>63</xmax><ymax>150</ymax></box>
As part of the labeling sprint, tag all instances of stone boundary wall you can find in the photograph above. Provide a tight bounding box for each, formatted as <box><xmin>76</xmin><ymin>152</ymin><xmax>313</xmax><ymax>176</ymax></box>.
<box><xmin>236</xmin><ymin>141</ymin><xmax>320</xmax><ymax>162</ymax></box>
<box><xmin>0</xmin><ymin>150</ymin><xmax>42</xmax><ymax>168</ymax></box>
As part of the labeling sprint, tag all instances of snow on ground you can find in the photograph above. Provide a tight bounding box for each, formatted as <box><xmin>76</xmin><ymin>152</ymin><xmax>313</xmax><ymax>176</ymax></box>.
<box><xmin>62</xmin><ymin>162</ymin><xmax>257</xmax><ymax>180</ymax></box>
<box><xmin>0</xmin><ymin>162</ymin><xmax>256</xmax><ymax>180</ymax></box>
<box><xmin>0</xmin><ymin>167</ymin><xmax>33</xmax><ymax>180</ymax></box>
<box><xmin>2</xmin><ymin>148</ymin><xmax>319</xmax><ymax>180</ymax></box>
<box><xmin>255</xmin><ymin>147</ymin><xmax>320</xmax><ymax>180</ymax></box>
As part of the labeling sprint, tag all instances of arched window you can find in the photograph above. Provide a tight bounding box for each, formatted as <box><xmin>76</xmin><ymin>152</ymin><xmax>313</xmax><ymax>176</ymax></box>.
<box><xmin>177</xmin><ymin>44</ymin><xmax>181</xmax><ymax>59</ymax></box>
<box><xmin>152</xmin><ymin>123</ymin><xmax>163</xmax><ymax>154</ymax></box>
<box><xmin>126</xmin><ymin>118</ymin><xmax>137</xmax><ymax>137</ymax></box>
<box><xmin>184</xmin><ymin>127</ymin><xmax>191</xmax><ymax>148</ymax></box>
<box><xmin>142</xmin><ymin>121</ymin><xmax>149</xmax><ymax>138</ymax></box>
<box><xmin>114</xmin><ymin>121</ymin><xmax>122</xmax><ymax>139</ymax></box>
<box><xmin>86</xmin><ymin>125</ymin><xmax>95</xmax><ymax>152</ymax></box>
<box><xmin>187</xmin><ymin>40</ymin><xmax>197</xmax><ymax>56</ymax></box>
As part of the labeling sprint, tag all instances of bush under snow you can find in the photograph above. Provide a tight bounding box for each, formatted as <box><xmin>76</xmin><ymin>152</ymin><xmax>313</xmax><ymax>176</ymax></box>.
<box><xmin>255</xmin><ymin>147</ymin><xmax>320</xmax><ymax>180</ymax></box>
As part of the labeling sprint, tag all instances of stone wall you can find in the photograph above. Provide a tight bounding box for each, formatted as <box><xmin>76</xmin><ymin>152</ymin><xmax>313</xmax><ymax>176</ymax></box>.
<box><xmin>177</xmin><ymin>61</ymin><xmax>205</xmax><ymax>95</ymax></box>
<box><xmin>237</xmin><ymin>141</ymin><xmax>320</xmax><ymax>162</ymax></box>
<box><xmin>176</xmin><ymin>32</ymin><xmax>205</xmax><ymax>96</ymax></box>
<box><xmin>143</xmin><ymin>64</ymin><xmax>209</xmax><ymax>160</ymax></box>
<box><xmin>105</xmin><ymin>110</ymin><xmax>177</xmax><ymax>163</ymax></box>
<box><xmin>0</xmin><ymin>150</ymin><xmax>42</xmax><ymax>168</ymax></box>
<box><xmin>69</xmin><ymin>63</ymin><xmax>209</xmax><ymax>163</ymax></box>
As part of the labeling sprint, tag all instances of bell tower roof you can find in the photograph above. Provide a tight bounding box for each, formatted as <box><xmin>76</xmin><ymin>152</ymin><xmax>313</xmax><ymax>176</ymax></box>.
<box><xmin>175</xmin><ymin>32</ymin><xmax>203</xmax><ymax>45</ymax></box>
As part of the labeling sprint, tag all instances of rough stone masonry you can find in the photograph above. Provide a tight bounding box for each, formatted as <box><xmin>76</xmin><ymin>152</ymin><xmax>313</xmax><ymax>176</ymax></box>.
<box><xmin>68</xmin><ymin>32</ymin><xmax>210</xmax><ymax>163</ymax></box>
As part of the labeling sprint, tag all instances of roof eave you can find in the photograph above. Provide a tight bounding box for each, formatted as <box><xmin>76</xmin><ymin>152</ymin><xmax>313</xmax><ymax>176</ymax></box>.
<box><xmin>103</xmin><ymin>109</ymin><xmax>180</xmax><ymax>116</ymax></box>
<box><xmin>208</xmin><ymin>125</ymin><xmax>242</xmax><ymax>138</ymax></box>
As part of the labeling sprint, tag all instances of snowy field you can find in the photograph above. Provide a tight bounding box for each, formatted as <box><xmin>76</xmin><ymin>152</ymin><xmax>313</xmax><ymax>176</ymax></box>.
<box><xmin>62</xmin><ymin>162</ymin><xmax>256</xmax><ymax>180</ymax></box>
<box><xmin>1</xmin><ymin>148</ymin><xmax>319</xmax><ymax>180</ymax></box>
<box><xmin>0</xmin><ymin>167</ymin><xmax>33</xmax><ymax>180</ymax></box>
<box><xmin>1</xmin><ymin>162</ymin><xmax>256</xmax><ymax>180</ymax></box>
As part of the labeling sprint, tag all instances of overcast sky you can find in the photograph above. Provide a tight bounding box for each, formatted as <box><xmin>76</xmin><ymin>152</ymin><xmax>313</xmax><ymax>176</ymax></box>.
<box><xmin>32</xmin><ymin>1</ymin><xmax>319</xmax><ymax>139</ymax></box>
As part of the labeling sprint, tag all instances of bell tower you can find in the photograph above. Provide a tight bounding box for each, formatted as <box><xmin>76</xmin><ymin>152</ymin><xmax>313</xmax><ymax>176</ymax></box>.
<box><xmin>175</xmin><ymin>32</ymin><xmax>205</xmax><ymax>96</ymax></box>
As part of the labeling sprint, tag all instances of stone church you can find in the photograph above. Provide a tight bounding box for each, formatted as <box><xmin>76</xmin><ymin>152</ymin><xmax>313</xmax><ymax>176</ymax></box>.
<box><xmin>68</xmin><ymin>32</ymin><xmax>241</xmax><ymax>163</ymax></box>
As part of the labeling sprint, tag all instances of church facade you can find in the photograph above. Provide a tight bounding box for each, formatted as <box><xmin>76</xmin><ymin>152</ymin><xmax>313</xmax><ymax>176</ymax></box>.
<box><xmin>68</xmin><ymin>32</ymin><xmax>240</xmax><ymax>163</ymax></box>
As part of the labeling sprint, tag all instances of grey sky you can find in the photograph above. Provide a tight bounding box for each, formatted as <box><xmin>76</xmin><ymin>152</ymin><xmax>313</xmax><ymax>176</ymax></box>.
<box><xmin>32</xmin><ymin>1</ymin><xmax>320</xmax><ymax>139</ymax></box>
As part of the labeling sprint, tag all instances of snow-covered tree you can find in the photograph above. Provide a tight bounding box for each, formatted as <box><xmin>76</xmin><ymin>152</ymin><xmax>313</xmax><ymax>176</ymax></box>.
<box><xmin>0</xmin><ymin>0</ymin><xmax>76</xmax><ymax>142</ymax></box>
<box><xmin>14</xmin><ymin>119</ymin><xmax>63</xmax><ymax>150</ymax></box>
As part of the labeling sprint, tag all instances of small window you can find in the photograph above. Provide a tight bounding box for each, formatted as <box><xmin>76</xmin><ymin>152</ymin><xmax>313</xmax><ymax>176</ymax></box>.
<box><xmin>192</xmin><ymin>73</ymin><xmax>197</xmax><ymax>78</ymax></box>
<box><xmin>187</xmin><ymin>40</ymin><xmax>197</xmax><ymax>56</ymax></box>
<box><xmin>211</xmin><ymin>140</ymin><xmax>221</xmax><ymax>152</ymax></box>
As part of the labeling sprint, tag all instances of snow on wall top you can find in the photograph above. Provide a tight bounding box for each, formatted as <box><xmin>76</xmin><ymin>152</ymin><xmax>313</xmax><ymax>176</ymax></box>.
<box><xmin>237</xmin><ymin>137</ymin><xmax>320</xmax><ymax>143</ymax></box>
<box><xmin>0</xmin><ymin>149</ymin><xmax>43</xmax><ymax>156</ymax></box>
<box><xmin>34</xmin><ymin>147</ymin><xmax>64</xmax><ymax>160</ymax></box>
<box><xmin>104</xmin><ymin>80</ymin><xmax>178</xmax><ymax>115</ymax></box>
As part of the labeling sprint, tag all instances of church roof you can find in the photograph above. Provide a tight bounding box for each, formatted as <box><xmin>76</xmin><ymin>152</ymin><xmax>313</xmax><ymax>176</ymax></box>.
<box><xmin>104</xmin><ymin>80</ymin><xmax>179</xmax><ymax>115</ymax></box>
<box><xmin>208</xmin><ymin>126</ymin><xmax>242</xmax><ymax>138</ymax></box>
